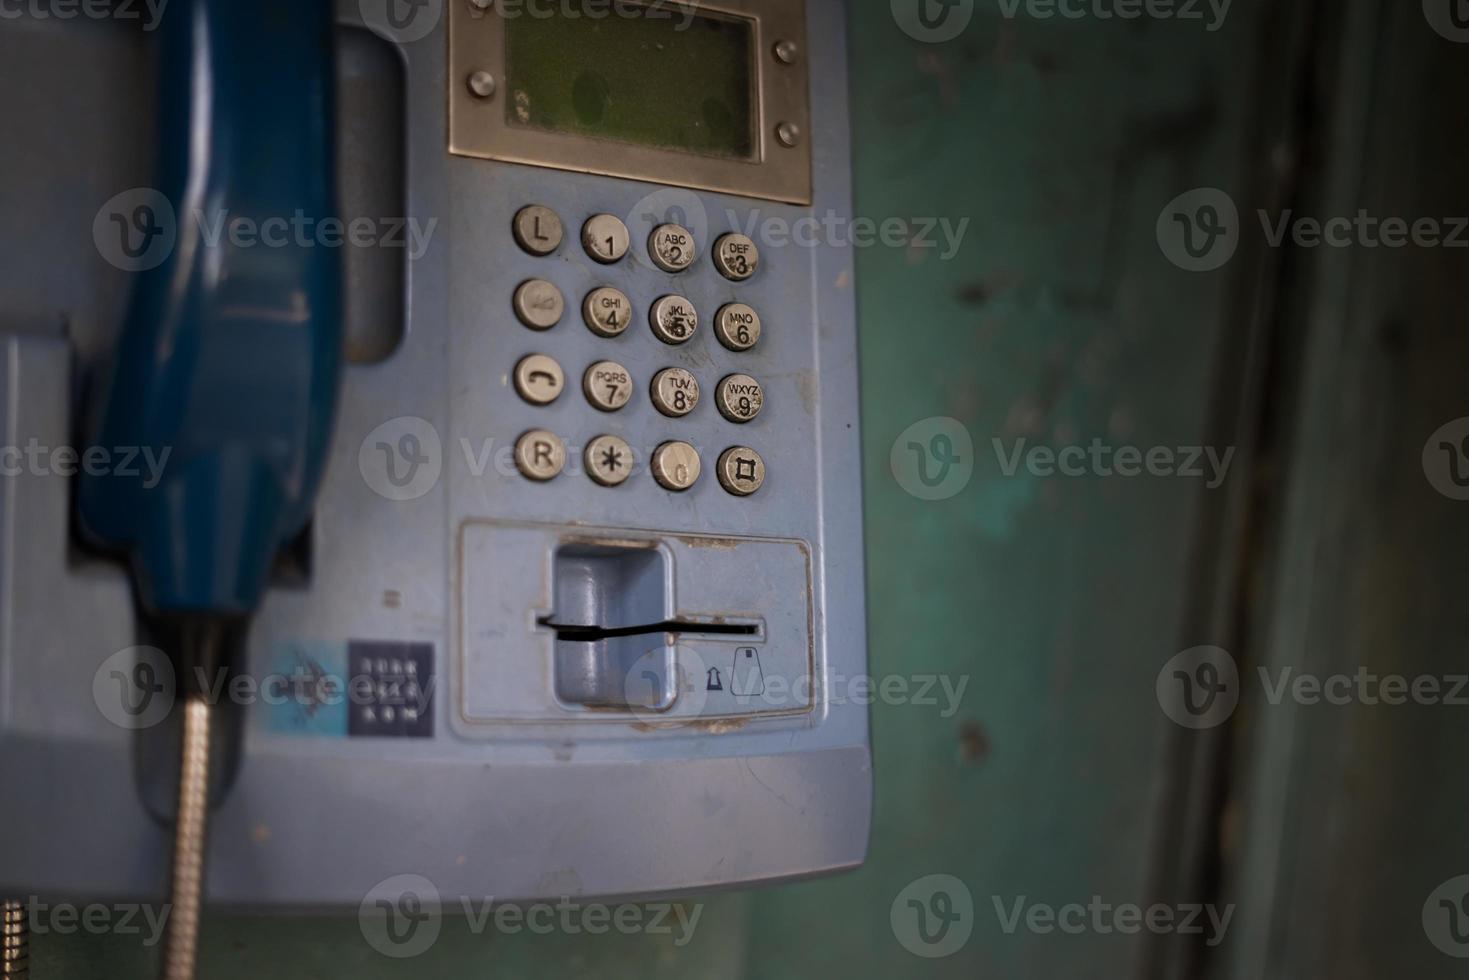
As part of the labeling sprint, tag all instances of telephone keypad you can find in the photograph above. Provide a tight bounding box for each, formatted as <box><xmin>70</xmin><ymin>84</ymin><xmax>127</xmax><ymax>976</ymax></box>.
<box><xmin>511</xmin><ymin>207</ymin><xmax>770</xmax><ymax>493</ymax></box>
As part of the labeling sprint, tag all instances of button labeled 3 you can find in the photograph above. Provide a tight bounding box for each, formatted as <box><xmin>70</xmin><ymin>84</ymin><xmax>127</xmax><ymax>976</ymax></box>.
<box><xmin>583</xmin><ymin>286</ymin><xmax>631</xmax><ymax>338</ymax></box>
<box><xmin>649</xmin><ymin>224</ymin><xmax>696</xmax><ymax>273</ymax></box>
<box><xmin>650</xmin><ymin>295</ymin><xmax>699</xmax><ymax>345</ymax></box>
<box><xmin>583</xmin><ymin>213</ymin><xmax>630</xmax><ymax>264</ymax></box>
<box><xmin>514</xmin><ymin>354</ymin><xmax>565</xmax><ymax>405</ymax></box>
<box><xmin>651</xmin><ymin>441</ymin><xmax>702</xmax><ymax>492</ymax></box>
<box><xmin>713</xmin><ymin>233</ymin><xmax>759</xmax><ymax>281</ymax></box>
<box><xmin>584</xmin><ymin>360</ymin><xmax>633</xmax><ymax>412</ymax></box>
<box><xmin>716</xmin><ymin>373</ymin><xmax>764</xmax><ymax>423</ymax></box>
<box><xmin>515</xmin><ymin>430</ymin><xmax>566</xmax><ymax>481</ymax></box>
<box><xmin>651</xmin><ymin>367</ymin><xmax>700</xmax><ymax>418</ymax></box>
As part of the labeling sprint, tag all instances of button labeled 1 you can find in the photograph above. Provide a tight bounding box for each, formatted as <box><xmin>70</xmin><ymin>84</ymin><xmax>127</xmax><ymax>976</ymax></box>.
<box><xmin>583</xmin><ymin>214</ymin><xmax>630</xmax><ymax>264</ymax></box>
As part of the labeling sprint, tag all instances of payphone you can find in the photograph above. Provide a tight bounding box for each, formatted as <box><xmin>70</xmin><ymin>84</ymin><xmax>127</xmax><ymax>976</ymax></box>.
<box><xmin>0</xmin><ymin>0</ymin><xmax>868</xmax><ymax>935</ymax></box>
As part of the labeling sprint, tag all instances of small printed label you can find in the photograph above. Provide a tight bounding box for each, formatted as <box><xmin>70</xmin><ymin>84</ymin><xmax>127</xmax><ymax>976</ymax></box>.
<box><xmin>348</xmin><ymin>641</ymin><xmax>435</xmax><ymax>738</ymax></box>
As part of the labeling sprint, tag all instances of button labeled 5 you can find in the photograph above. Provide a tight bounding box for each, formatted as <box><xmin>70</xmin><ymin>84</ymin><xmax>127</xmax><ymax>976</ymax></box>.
<box><xmin>650</xmin><ymin>295</ymin><xmax>699</xmax><ymax>345</ymax></box>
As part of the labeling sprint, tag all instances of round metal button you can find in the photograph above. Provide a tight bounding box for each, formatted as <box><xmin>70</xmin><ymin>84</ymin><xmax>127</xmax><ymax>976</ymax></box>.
<box><xmin>582</xmin><ymin>286</ymin><xmax>631</xmax><ymax>338</ymax></box>
<box><xmin>514</xmin><ymin>430</ymin><xmax>566</xmax><ymax>481</ymax></box>
<box><xmin>649</xmin><ymin>223</ymin><xmax>697</xmax><ymax>273</ymax></box>
<box><xmin>513</xmin><ymin>354</ymin><xmax>565</xmax><ymax>406</ymax></box>
<box><xmin>650</xmin><ymin>367</ymin><xmax>700</xmax><ymax>418</ymax></box>
<box><xmin>713</xmin><ymin>233</ymin><xmax>759</xmax><ymax>281</ymax></box>
<box><xmin>715</xmin><ymin>374</ymin><xmax>764</xmax><ymax>423</ymax></box>
<box><xmin>583</xmin><ymin>360</ymin><xmax>634</xmax><ymax>412</ymax></box>
<box><xmin>585</xmin><ymin>435</ymin><xmax>635</xmax><ymax>487</ymax></box>
<box><xmin>582</xmin><ymin>213</ymin><xmax>630</xmax><ymax>264</ymax></box>
<box><xmin>513</xmin><ymin>279</ymin><xmax>564</xmax><ymax>330</ymax></box>
<box><xmin>715</xmin><ymin>303</ymin><xmax>762</xmax><ymax>351</ymax></box>
<box><xmin>717</xmin><ymin>447</ymin><xmax>766</xmax><ymax>496</ymax></box>
<box><xmin>651</xmin><ymin>441</ymin><xmax>702</xmax><ymax>492</ymax></box>
<box><xmin>513</xmin><ymin>205</ymin><xmax>562</xmax><ymax>256</ymax></box>
<box><xmin>650</xmin><ymin>295</ymin><xmax>699</xmax><ymax>345</ymax></box>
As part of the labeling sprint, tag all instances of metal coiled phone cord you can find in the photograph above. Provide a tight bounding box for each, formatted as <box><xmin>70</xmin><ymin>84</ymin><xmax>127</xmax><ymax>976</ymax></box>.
<box><xmin>1</xmin><ymin>899</ymin><xmax>26</xmax><ymax>979</ymax></box>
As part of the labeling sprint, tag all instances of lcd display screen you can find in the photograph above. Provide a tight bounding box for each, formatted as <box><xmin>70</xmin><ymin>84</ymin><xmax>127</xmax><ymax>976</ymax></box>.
<box><xmin>505</xmin><ymin>3</ymin><xmax>757</xmax><ymax>160</ymax></box>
